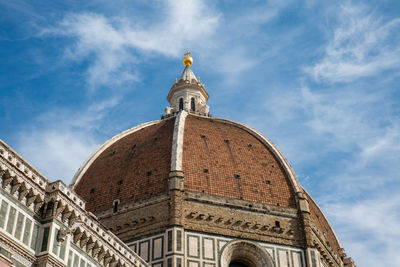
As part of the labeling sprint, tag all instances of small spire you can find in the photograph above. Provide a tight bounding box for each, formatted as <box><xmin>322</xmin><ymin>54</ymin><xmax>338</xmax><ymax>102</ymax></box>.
<box><xmin>180</xmin><ymin>65</ymin><xmax>196</xmax><ymax>81</ymax></box>
<box><xmin>183</xmin><ymin>50</ymin><xmax>193</xmax><ymax>66</ymax></box>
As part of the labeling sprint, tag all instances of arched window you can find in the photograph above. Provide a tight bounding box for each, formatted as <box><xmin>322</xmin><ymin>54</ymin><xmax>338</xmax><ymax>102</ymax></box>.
<box><xmin>190</xmin><ymin>97</ymin><xmax>195</xmax><ymax>112</ymax></box>
<box><xmin>179</xmin><ymin>98</ymin><xmax>184</xmax><ymax>110</ymax></box>
<box><xmin>113</xmin><ymin>199</ymin><xmax>120</xmax><ymax>213</ymax></box>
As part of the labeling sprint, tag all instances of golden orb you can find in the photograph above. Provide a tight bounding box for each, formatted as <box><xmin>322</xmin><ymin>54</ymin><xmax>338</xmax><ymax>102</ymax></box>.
<box><xmin>183</xmin><ymin>50</ymin><xmax>193</xmax><ymax>66</ymax></box>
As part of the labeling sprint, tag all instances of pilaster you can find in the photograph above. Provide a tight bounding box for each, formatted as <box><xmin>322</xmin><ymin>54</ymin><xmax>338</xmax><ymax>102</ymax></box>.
<box><xmin>168</xmin><ymin>171</ymin><xmax>184</xmax><ymax>226</ymax></box>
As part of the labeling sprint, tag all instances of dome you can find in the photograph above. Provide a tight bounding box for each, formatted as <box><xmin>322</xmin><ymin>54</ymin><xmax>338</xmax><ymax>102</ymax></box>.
<box><xmin>72</xmin><ymin>112</ymin><xmax>343</xmax><ymax>259</ymax></box>
<box><xmin>70</xmin><ymin>53</ymin><xmax>352</xmax><ymax>267</ymax></box>
<box><xmin>72</xmin><ymin>114</ymin><xmax>298</xmax><ymax>212</ymax></box>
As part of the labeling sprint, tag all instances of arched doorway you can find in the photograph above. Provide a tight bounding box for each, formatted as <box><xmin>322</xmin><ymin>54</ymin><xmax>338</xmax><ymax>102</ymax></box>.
<box><xmin>220</xmin><ymin>240</ymin><xmax>274</xmax><ymax>267</ymax></box>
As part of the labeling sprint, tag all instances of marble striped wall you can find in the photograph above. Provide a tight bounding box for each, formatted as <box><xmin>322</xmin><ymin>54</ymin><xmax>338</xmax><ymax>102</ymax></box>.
<box><xmin>128</xmin><ymin>228</ymin><xmax>306</xmax><ymax>267</ymax></box>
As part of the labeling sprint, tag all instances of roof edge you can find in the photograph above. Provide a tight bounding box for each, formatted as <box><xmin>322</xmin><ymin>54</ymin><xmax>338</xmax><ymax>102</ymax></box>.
<box><xmin>170</xmin><ymin>110</ymin><xmax>188</xmax><ymax>171</ymax></box>
<box><xmin>69</xmin><ymin>120</ymin><xmax>163</xmax><ymax>188</ymax></box>
<box><xmin>302</xmin><ymin>187</ymin><xmax>343</xmax><ymax>249</ymax></box>
<box><xmin>0</xmin><ymin>138</ymin><xmax>50</xmax><ymax>184</ymax></box>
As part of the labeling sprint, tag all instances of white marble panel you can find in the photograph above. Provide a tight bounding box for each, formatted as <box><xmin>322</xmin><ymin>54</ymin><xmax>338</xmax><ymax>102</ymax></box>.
<box><xmin>153</xmin><ymin>237</ymin><xmax>163</xmax><ymax>259</ymax></box>
<box><xmin>188</xmin><ymin>236</ymin><xmax>199</xmax><ymax>257</ymax></box>
<box><xmin>279</xmin><ymin>250</ymin><xmax>289</xmax><ymax>267</ymax></box>
<box><xmin>291</xmin><ymin>251</ymin><xmax>302</xmax><ymax>267</ymax></box>
<box><xmin>140</xmin><ymin>241</ymin><xmax>149</xmax><ymax>261</ymax></box>
<box><xmin>203</xmin><ymin>238</ymin><xmax>214</xmax><ymax>260</ymax></box>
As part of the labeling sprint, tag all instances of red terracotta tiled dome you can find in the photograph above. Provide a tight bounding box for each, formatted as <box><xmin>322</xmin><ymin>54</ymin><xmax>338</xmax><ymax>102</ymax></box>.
<box><xmin>73</xmin><ymin>119</ymin><xmax>175</xmax><ymax>213</ymax></box>
<box><xmin>72</xmin><ymin>114</ymin><xmax>299</xmax><ymax>213</ymax></box>
<box><xmin>182</xmin><ymin>115</ymin><xmax>296</xmax><ymax>207</ymax></box>
<box><xmin>71</xmin><ymin>111</ymin><xmax>344</xmax><ymax>258</ymax></box>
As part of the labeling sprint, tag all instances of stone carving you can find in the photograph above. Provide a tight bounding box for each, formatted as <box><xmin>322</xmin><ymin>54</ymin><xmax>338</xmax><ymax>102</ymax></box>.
<box><xmin>185</xmin><ymin>211</ymin><xmax>292</xmax><ymax>236</ymax></box>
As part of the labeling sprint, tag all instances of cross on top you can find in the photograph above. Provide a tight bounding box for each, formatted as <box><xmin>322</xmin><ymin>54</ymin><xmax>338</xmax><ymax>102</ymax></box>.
<box><xmin>184</xmin><ymin>50</ymin><xmax>191</xmax><ymax>56</ymax></box>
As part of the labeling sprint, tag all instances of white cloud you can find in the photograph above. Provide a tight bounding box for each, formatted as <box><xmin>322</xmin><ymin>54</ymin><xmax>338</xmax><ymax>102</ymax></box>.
<box><xmin>299</xmin><ymin>85</ymin><xmax>400</xmax><ymax>191</ymax></box>
<box><xmin>211</xmin><ymin>46</ymin><xmax>258</xmax><ymax>86</ymax></box>
<box><xmin>40</xmin><ymin>0</ymin><xmax>299</xmax><ymax>92</ymax></box>
<box><xmin>16</xmin><ymin>98</ymin><xmax>119</xmax><ymax>183</ymax></box>
<box><xmin>300</xmin><ymin>86</ymin><xmax>377</xmax><ymax>146</ymax></box>
<box><xmin>324</xmin><ymin>194</ymin><xmax>400</xmax><ymax>267</ymax></box>
<box><xmin>309</xmin><ymin>4</ymin><xmax>400</xmax><ymax>83</ymax></box>
<box><xmin>124</xmin><ymin>0</ymin><xmax>220</xmax><ymax>55</ymax></box>
<box><xmin>18</xmin><ymin>129</ymin><xmax>99</xmax><ymax>183</ymax></box>
<box><xmin>43</xmin><ymin>0</ymin><xmax>219</xmax><ymax>90</ymax></box>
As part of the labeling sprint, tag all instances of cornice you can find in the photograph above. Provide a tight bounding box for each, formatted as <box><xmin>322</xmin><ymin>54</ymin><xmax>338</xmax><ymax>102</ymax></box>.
<box><xmin>0</xmin><ymin>140</ymin><xmax>150</xmax><ymax>267</ymax></box>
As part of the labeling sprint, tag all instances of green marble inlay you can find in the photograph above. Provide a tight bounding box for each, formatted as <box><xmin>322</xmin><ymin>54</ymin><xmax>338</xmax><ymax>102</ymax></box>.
<box><xmin>52</xmin><ymin>229</ymin><xmax>59</xmax><ymax>254</ymax></box>
<box><xmin>60</xmin><ymin>237</ymin><xmax>67</xmax><ymax>260</ymax></box>
<box><xmin>30</xmin><ymin>224</ymin><xmax>39</xmax><ymax>250</ymax></box>
<box><xmin>202</xmin><ymin>237</ymin><xmax>215</xmax><ymax>260</ymax></box>
<box><xmin>0</xmin><ymin>200</ymin><xmax>9</xmax><ymax>228</ymax></box>
<box><xmin>290</xmin><ymin>251</ymin><xmax>304</xmax><ymax>267</ymax></box>
<box><xmin>22</xmin><ymin>218</ymin><xmax>32</xmax><ymax>245</ymax></box>
<box><xmin>311</xmin><ymin>250</ymin><xmax>317</xmax><ymax>267</ymax></box>
<box><xmin>14</xmin><ymin>212</ymin><xmax>24</xmax><ymax>240</ymax></box>
<box><xmin>67</xmin><ymin>250</ymin><xmax>73</xmax><ymax>267</ymax></box>
<box><xmin>6</xmin><ymin>206</ymin><xmax>16</xmax><ymax>234</ymax></box>
<box><xmin>41</xmin><ymin>226</ymin><xmax>50</xmax><ymax>252</ymax></box>
<box><xmin>12</xmin><ymin>259</ymin><xmax>25</xmax><ymax>267</ymax></box>
<box><xmin>187</xmin><ymin>234</ymin><xmax>200</xmax><ymax>258</ymax></box>
<box><xmin>0</xmin><ymin>247</ymin><xmax>12</xmax><ymax>259</ymax></box>
<box><xmin>73</xmin><ymin>252</ymin><xmax>79</xmax><ymax>267</ymax></box>
<box><xmin>277</xmin><ymin>248</ymin><xmax>289</xmax><ymax>267</ymax></box>
<box><xmin>176</xmin><ymin>230</ymin><xmax>182</xmax><ymax>251</ymax></box>
<box><xmin>152</xmin><ymin>236</ymin><xmax>164</xmax><ymax>261</ymax></box>
<box><xmin>138</xmin><ymin>240</ymin><xmax>150</xmax><ymax>262</ymax></box>
<box><xmin>167</xmin><ymin>230</ymin><xmax>173</xmax><ymax>252</ymax></box>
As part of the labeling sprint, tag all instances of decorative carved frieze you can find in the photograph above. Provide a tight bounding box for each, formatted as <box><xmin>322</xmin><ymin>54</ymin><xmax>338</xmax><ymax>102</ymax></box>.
<box><xmin>312</xmin><ymin>233</ymin><xmax>342</xmax><ymax>267</ymax></box>
<box><xmin>18</xmin><ymin>183</ymin><xmax>30</xmax><ymax>200</ymax></box>
<box><xmin>185</xmin><ymin>211</ymin><xmax>293</xmax><ymax>237</ymax></box>
<box><xmin>186</xmin><ymin>211</ymin><xmax>293</xmax><ymax>235</ymax></box>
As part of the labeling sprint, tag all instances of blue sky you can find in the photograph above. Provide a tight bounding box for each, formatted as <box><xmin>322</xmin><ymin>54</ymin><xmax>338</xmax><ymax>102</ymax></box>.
<box><xmin>1</xmin><ymin>0</ymin><xmax>399</xmax><ymax>266</ymax></box>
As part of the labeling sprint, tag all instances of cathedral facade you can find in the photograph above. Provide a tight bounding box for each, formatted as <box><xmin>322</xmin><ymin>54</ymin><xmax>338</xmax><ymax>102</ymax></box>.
<box><xmin>0</xmin><ymin>53</ymin><xmax>355</xmax><ymax>267</ymax></box>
